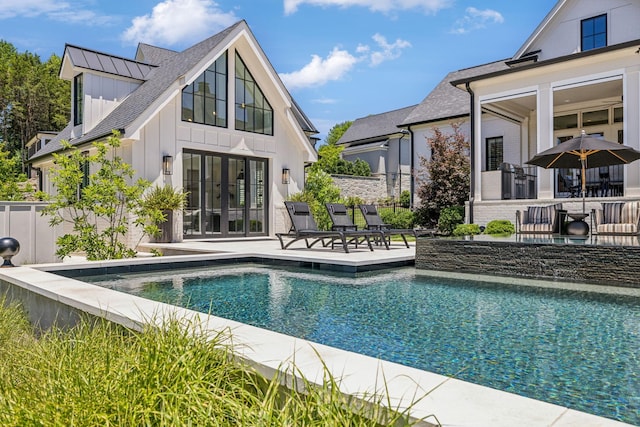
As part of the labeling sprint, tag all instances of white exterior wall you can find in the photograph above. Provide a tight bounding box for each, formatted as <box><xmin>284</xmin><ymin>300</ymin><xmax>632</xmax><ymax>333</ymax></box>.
<box><xmin>528</xmin><ymin>0</ymin><xmax>640</xmax><ymax>61</ymax></box>
<box><xmin>82</xmin><ymin>73</ymin><xmax>141</xmax><ymax>135</ymax></box>
<box><xmin>127</xmin><ymin>43</ymin><xmax>310</xmax><ymax>238</ymax></box>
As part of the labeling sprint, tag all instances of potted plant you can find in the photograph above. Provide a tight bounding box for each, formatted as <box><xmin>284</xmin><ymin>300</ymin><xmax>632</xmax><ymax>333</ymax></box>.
<box><xmin>143</xmin><ymin>185</ymin><xmax>188</xmax><ymax>243</ymax></box>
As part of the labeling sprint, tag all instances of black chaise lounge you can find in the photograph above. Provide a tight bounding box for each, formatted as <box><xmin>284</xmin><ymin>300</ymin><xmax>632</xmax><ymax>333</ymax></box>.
<box><xmin>277</xmin><ymin>201</ymin><xmax>374</xmax><ymax>253</ymax></box>
<box><xmin>358</xmin><ymin>204</ymin><xmax>416</xmax><ymax>248</ymax></box>
<box><xmin>326</xmin><ymin>203</ymin><xmax>389</xmax><ymax>249</ymax></box>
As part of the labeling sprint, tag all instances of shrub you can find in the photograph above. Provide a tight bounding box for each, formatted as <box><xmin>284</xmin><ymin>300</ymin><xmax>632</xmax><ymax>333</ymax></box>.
<box><xmin>485</xmin><ymin>219</ymin><xmax>515</xmax><ymax>235</ymax></box>
<box><xmin>437</xmin><ymin>205</ymin><xmax>464</xmax><ymax>235</ymax></box>
<box><xmin>40</xmin><ymin>133</ymin><xmax>159</xmax><ymax>260</ymax></box>
<box><xmin>413</xmin><ymin>204</ymin><xmax>438</xmax><ymax>228</ymax></box>
<box><xmin>399</xmin><ymin>190</ymin><xmax>411</xmax><ymax>208</ymax></box>
<box><xmin>380</xmin><ymin>209</ymin><xmax>415</xmax><ymax>229</ymax></box>
<box><xmin>453</xmin><ymin>223</ymin><xmax>481</xmax><ymax>236</ymax></box>
<box><xmin>143</xmin><ymin>185</ymin><xmax>188</xmax><ymax>212</ymax></box>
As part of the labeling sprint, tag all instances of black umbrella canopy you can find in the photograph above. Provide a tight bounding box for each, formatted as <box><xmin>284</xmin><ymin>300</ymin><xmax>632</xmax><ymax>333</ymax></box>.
<box><xmin>526</xmin><ymin>131</ymin><xmax>640</xmax><ymax>169</ymax></box>
<box><xmin>526</xmin><ymin>130</ymin><xmax>640</xmax><ymax>214</ymax></box>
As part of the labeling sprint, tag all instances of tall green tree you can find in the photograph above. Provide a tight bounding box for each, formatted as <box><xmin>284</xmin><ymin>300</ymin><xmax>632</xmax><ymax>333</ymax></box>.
<box><xmin>0</xmin><ymin>147</ymin><xmax>30</xmax><ymax>200</ymax></box>
<box><xmin>311</xmin><ymin>120</ymin><xmax>371</xmax><ymax>177</ymax></box>
<box><xmin>324</xmin><ymin>120</ymin><xmax>352</xmax><ymax>146</ymax></box>
<box><xmin>0</xmin><ymin>41</ymin><xmax>70</xmax><ymax>153</ymax></box>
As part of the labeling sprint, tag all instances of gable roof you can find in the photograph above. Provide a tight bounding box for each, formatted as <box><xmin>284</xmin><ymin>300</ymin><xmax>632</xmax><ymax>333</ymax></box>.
<box><xmin>513</xmin><ymin>0</ymin><xmax>566</xmax><ymax>59</ymax></box>
<box><xmin>134</xmin><ymin>43</ymin><xmax>178</xmax><ymax>66</ymax></box>
<box><xmin>401</xmin><ymin>60</ymin><xmax>509</xmax><ymax>127</ymax></box>
<box><xmin>32</xmin><ymin>20</ymin><xmax>317</xmax><ymax>161</ymax></box>
<box><xmin>63</xmin><ymin>45</ymin><xmax>156</xmax><ymax>80</ymax></box>
<box><xmin>338</xmin><ymin>105</ymin><xmax>417</xmax><ymax>145</ymax></box>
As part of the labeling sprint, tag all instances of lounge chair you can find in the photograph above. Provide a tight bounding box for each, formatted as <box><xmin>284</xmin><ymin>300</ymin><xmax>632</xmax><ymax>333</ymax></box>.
<box><xmin>325</xmin><ymin>203</ymin><xmax>389</xmax><ymax>249</ymax></box>
<box><xmin>515</xmin><ymin>203</ymin><xmax>566</xmax><ymax>234</ymax></box>
<box><xmin>357</xmin><ymin>204</ymin><xmax>416</xmax><ymax>248</ymax></box>
<box><xmin>591</xmin><ymin>201</ymin><xmax>640</xmax><ymax>235</ymax></box>
<box><xmin>277</xmin><ymin>201</ymin><xmax>374</xmax><ymax>253</ymax></box>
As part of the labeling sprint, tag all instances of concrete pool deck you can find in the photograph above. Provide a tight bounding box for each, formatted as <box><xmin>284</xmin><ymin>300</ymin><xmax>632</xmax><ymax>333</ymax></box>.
<box><xmin>0</xmin><ymin>238</ymin><xmax>636</xmax><ymax>427</ymax></box>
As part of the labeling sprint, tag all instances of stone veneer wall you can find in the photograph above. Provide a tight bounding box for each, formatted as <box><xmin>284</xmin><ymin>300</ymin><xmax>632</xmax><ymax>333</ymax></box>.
<box><xmin>331</xmin><ymin>174</ymin><xmax>388</xmax><ymax>203</ymax></box>
<box><xmin>415</xmin><ymin>237</ymin><xmax>640</xmax><ymax>288</ymax></box>
<box><xmin>332</xmin><ymin>174</ymin><xmax>411</xmax><ymax>203</ymax></box>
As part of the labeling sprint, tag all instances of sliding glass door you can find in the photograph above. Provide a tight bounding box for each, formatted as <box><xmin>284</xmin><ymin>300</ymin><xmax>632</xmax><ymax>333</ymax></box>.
<box><xmin>183</xmin><ymin>150</ymin><xmax>268</xmax><ymax>238</ymax></box>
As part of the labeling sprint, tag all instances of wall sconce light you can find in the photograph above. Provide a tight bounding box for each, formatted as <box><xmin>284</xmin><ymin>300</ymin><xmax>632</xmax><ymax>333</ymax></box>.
<box><xmin>162</xmin><ymin>155</ymin><xmax>173</xmax><ymax>175</ymax></box>
<box><xmin>281</xmin><ymin>168</ymin><xmax>290</xmax><ymax>184</ymax></box>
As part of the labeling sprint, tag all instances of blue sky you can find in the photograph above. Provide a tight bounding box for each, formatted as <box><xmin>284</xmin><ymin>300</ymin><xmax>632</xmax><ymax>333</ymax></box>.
<box><xmin>0</xmin><ymin>0</ymin><xmax>558</xmax><ymax>141</ymax></box>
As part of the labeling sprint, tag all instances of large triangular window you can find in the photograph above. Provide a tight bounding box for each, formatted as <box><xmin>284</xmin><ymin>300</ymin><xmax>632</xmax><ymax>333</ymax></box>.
<box><xmin>182</xmin><ymin>52</ymin><xmax>227</xmax><ymax>127</ymax></box>
<box><xmin>235</xmin><ymin>52</ymin><xmax>273</xmax><ymax>136</ymax></box>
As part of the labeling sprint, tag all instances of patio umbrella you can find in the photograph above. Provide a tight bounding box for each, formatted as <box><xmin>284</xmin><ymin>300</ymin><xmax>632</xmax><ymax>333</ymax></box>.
<box><xmin>526</xmin><ymin>130</ymin><xmax>640</xmax><ymax>213</ymax></box>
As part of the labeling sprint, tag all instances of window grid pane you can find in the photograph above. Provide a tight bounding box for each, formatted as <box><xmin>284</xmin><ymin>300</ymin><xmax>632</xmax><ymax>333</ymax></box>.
<box><xmin>181</xmin><ymin>52</ymin><xmax>227</xmax><ymax>128</ymax></box>
<box><xmin>486</xmin><ymin>137</ymin><xmax>503</xmax><ymax>171</ymax></box>
<box><xmin>581</xmin><ymin>14</ymin><xmax>606</xmax><ymax>51</ymax></box>
<box><xmin>234</xmin><ymin>52</ymin><xmax>273</xmax><ymax>136</ymax></box>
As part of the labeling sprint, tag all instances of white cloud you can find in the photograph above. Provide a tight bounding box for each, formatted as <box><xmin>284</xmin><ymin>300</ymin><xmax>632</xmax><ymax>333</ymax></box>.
<box><xmin>284</xmin><ymin>0</ymin><xmax>453</xmax><ymax>15</ymax></box>
<box><xmin>0</xmin><ymin>0</ymin><xmax>113</xmax><ymax>24</ymax></box>
<box><xmin>451</xmin><ymin>7</ymin><xmax>504</xmax><ymax>34</ymax></box>
<box><xmin>312</xmin><ymin>98</ymin><xmax>338</xmax><ymax>104</ymax></box>
<box><xmin>280</xmin><ymin>33</ymin><xmax>410</xmax><ymax>90</ymax></box>
<box><xmin>0</xmin><ymin>0</ymin><xmax>65</xmax><ymax>18</ymax></box>
<box><xmin>279</xmin><ymin>47</ymin><xmax>360</xmax><ymax>90</ymax></box>
<box><xmin>368</xmin><ymin>33</ymin><xmax>411</xmax><ymax>66</ymax></box>
<box><xmin>122</xmin><ymin>0</ymin><xmax>237</xmax><ymax>46</ymax></box>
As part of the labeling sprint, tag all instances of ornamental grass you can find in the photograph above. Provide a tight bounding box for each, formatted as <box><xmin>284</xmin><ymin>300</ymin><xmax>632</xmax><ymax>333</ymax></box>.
<box><xmin>0</xmin><ymin>298</ymin><xmax>435</xmax><ymax>426</ymax></box>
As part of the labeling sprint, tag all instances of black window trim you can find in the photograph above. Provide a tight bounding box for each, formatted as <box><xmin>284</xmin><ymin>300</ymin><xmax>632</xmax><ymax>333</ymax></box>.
<box><xmin>485</xmin><ymin>136</ymin><xmax>504</xmax><ymax>171</ymax></box>
<box><xmin>581</xmin><ymin>13</ymin><xmax>607</xmax><ymax>52</ymax></box>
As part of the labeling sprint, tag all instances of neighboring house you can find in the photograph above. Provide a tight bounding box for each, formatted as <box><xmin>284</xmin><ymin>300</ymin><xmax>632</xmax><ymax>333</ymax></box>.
<box><xmin>337</xmin><ymin>105</ymin><xmax>415</xmax><ymax>201</ymax></box>
<box><xmin>342</xmin><ymin>0</ymin><xmax>640</xmax><ymax>225</ymax></box>
<box><xmin>27</xmin><ymin>20</ymin><xmax>318</xmax><ymax>243</ymax></box>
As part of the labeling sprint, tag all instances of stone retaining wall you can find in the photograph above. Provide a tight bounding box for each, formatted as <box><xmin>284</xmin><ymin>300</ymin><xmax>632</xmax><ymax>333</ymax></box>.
<box><xmin>416</xmin><ymin>237</ymin><xmax>640</xmax><ymax>288</ymax></box>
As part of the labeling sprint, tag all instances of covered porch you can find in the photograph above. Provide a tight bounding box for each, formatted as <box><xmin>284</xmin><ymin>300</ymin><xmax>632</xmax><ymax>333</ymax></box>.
<box><xmin>454</xmin><ymin>42</ymin><xmax>640</xmax><ymax>225</ymax></box>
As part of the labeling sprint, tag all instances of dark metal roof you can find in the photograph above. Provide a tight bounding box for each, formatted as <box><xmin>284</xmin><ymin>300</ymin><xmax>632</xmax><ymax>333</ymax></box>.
<box><xmin>65</xmin><ymin>45</ymin><xmax>156</xmax><ymax>80</ymax></box>
<box><xmin>337</xmin><ymin>105</ymin><xmax>417</xmax><ymax>145</ymax></box>
<box><xmin>401</xmin><ymin>60</ymin><xmax>509</xmax><ymax>127</ymax></box>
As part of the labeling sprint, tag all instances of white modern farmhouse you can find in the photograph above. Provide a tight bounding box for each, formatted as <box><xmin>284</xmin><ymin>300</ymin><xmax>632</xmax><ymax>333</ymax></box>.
<box><xmin>27</xmin><ymin>20</ymin><xmax>318</xmax><ymax>241</ymax></box>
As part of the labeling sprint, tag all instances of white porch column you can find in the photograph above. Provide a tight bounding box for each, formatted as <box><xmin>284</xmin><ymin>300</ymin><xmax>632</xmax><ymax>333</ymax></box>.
<box><xmin>624</xmin><ymin>67</ymin><xmax>640</xmax><ymax>197</ymax></box>
<box><xmin>473</xmin><ymin>95</ymin><xmax>483</xmax><ymax>202</ymax></box>
<box><xmin>536</xmin><ymin>83</ymin><xmax>554</xmax><ymax>200</ymax></box>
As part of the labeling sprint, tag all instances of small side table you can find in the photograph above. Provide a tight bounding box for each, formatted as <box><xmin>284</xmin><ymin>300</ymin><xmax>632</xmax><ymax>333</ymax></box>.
<box><xmin>566</xmin><ymin>212</ymin><xmax>589</xmax><ymax>236</ymax></box>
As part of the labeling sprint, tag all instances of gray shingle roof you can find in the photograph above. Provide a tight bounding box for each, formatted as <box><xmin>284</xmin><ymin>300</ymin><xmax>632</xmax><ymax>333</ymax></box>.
<box><xmin>337</xmin><ymin>105</ymin><xmax>417</xmax><ymax>145</ymax></box>
<box><xmin>401</xmin><ymin>60</ymin><xmax>509</xmax><ymax>126</ymax></box>
<box><xmin>32</xmin><ymin>20</ymin><xmax>316</xmax><ymax>161</ymax></box>
<box><xmin>65</xmin><ymin>45</ymin><xmax>156</xmax><ymax>80</ymax></box>
<box><xmin>134</xmin><ymin>43</ymin><xmax>178</xmax><ymax>66</ymax></box>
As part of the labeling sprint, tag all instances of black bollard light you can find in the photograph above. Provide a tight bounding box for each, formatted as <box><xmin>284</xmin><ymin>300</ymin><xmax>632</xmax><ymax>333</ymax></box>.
<box><xmin>0</xmin><ymin>237</ymin><xmax>20</xmax><ymax>267</ymax></box>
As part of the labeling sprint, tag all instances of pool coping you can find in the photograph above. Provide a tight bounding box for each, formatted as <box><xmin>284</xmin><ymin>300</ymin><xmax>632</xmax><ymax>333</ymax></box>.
<box><xmin>0</xmin><ymin>252</ymin><xmax>635</xmax><ymax>427</ymax></box>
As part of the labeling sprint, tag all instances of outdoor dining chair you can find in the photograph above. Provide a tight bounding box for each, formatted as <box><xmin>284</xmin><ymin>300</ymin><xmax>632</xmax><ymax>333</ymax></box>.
<box><xmin>277</xmin><ymin>201</ymin><xmax>374</xmax><ymax>253</ymax></box>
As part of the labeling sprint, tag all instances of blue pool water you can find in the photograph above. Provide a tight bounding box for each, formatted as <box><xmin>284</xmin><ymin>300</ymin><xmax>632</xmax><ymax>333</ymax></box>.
<box><xmin>86</xmin><ymin>265</ymin><xmax>640</xmax><ymax>425</ymax></box>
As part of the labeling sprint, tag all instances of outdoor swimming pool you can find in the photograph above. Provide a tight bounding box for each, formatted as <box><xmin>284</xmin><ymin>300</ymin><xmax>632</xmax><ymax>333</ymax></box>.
<box><xmin>85</xmin><ymin>265</ymin><xmax>640</xmax><ymax>425</ymax></box>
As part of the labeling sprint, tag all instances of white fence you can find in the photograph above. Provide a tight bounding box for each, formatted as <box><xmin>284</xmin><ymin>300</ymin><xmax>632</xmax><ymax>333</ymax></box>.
<box><xmin>0</xmin><ymin>202</ymin><xmax>61</xmax><ymax>265</ymax></box>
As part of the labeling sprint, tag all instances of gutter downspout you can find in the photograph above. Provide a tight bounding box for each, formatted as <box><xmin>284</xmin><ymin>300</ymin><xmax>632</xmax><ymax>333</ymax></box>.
<box><xmin>408</xmin><ymin>127</ymin><xmax>415</xmax><ymax>209</ymax></box>
<box><xmin>465</xmin><ymin>82</ymin><xmax>475</xmax><ymax>224</ymax></box>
